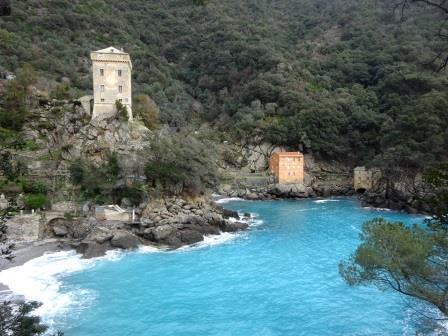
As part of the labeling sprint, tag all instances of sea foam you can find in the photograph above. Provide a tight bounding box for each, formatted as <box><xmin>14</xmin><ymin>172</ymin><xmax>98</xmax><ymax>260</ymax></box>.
<box><xmin>0</xmin><ymin>249</ymin><xmax>125</xmax><ymax>329</ymax></box>
<box><xmin>313</xmin><ymin>199</ymin><xmax>341</xmax><ymax>203</ymax></box>
<box><xmin>214</xmin><ymin>197</ymin><xmax>245</xmax><ymax>204</ymax></box>
<box><xmin>0</xmin><ymin>207</ymin><xmax>262</xmax><ymax>331</ymax></box>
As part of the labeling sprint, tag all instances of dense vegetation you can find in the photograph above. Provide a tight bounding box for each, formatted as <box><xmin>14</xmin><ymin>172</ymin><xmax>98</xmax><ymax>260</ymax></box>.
<box><xmin>0</xmin><ymin>0</ymin><xmax>447</xmax><ymax>170</ymax></box>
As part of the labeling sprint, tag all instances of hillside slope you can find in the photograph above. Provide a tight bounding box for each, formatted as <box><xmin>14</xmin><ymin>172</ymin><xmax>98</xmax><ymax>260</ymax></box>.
<box><xmin>0</xmin><ymin>0</ymin><xmax>447</xmax><ymax>167</ymax></box>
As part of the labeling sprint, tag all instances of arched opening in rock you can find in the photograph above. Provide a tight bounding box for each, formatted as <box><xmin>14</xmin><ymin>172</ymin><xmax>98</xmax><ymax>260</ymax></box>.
<box><xmin>355</xmin><ymin>188</ymin><xmax>367</xmax><ymax>194</ymax></box>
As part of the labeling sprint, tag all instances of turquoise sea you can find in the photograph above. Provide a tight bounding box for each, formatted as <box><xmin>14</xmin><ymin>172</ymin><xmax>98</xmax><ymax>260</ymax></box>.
<box><xmin>0</xmin><ymin>198</ymin><xmax>435</xmax><ymax>335</ymax></box>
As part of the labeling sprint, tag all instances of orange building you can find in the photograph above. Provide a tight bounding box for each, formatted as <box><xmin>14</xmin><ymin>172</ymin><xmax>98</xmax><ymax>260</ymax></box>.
<box><xmin>269</xmin><ymin>151</ymin><xmax>304</xmax><ymax>183</ymax></box>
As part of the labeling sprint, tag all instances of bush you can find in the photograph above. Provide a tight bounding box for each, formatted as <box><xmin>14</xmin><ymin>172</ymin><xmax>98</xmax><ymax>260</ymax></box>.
<box><xmin>23</xmin><ymin>193</ymin><xmax>48</xmax><ymax>209</ymax></box>
<box><xmin>115</xmin><ymin>100</ymin><xmax>129</xmax><ymax>122</ymax></box>
<box><xmin>22</xmin><ymin>180</ymin><xmax>48</xmax><ymax>195</ymax></box>
<box><xmin>145</xmin><ymin>132</ymin><xmax>219</xmax><ymax>195</ymax></box>
<box><xmin>69</xmin><ymin>152</ymin><xmax>128</xmax><ymax>204</ymax></box>
<box><xmin>133</xmin><ymin>94</ymin><xmax>160</xmax><ymax>129</ymax></box>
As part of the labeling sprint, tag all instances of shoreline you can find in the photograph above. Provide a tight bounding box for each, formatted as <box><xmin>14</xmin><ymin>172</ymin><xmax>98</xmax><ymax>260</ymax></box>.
<box><xmin>0</xmin><ymin>239</ymin><xmax>68</xmax><ymax>302</ymax></box>
<box><xmin>0</xmin><ymin>196</ymin><xmax>426</xmax><ymax>305</ymax></box>
<box><xmin>0</xmin><ymin>239</ymin><xmax>68</xmax><ymax>272</ymax></box>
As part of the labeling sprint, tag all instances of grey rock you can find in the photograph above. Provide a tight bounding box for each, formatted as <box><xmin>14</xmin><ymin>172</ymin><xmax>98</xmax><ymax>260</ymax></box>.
<box><xmin>110</xmin><ymin>231</ymin><xmax>140</xmax><ymax>249</ymax></box>
<box><xmin>152</xmin><ymin>225</ymin><xmax>175</xmax><ymax>241</ymax></box>
<box><xmin>121</xmin><ymin>198</ymin><xmax>132</xmax><ymax>208</ymax></box>
<box><xmin>180</xmin><ymin>230</ymin><xmax>203</xmax><ymax>244</ymax></box>
<box><xmin>74</xmin><ymin>241</ymin><xmax>111</xmax><ymax>258</ymax></box>
<box><xmin>53</xmin><ymin>225</ymin><xmax>68</xmax><ymax>237</ymax></box>
<box><xmin>220</xmin><ymin>220</ymin><xmax>249</xmax><ymax>233</ymax></box>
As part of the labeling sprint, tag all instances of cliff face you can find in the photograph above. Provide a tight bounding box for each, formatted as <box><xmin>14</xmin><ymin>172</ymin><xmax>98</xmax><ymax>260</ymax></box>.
<box><xmin>14</xmin><ymin>96</ymin><xmax>151</xmax><ymax>175</ymax></box>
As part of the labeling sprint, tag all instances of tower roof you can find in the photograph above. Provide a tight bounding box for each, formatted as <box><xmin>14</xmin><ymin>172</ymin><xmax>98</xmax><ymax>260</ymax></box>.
<box><xmin>92</xmin><ymin>46</ymin><xmax>128</xmax><ymax>55</ymax></box>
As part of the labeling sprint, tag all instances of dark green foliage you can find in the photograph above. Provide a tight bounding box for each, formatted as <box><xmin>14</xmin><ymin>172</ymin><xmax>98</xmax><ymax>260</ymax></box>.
<box><xmin>22</xmin><ymin>181</ymin><xmax>48</xmax><ymax>195</ymax></box>
<box><xmin>23</xmin><ymin>193</ymin><xmax>48</xmax><ymax>210</ymax></box>
<box><xmin>70</xmin><ymin>152</ymin><xmax>143</xmax><ymax>205</ymax></box>
<box><xmin>0</xmin><ymin>64</ymin><xmax>37</xmax><ymax>131</ymax></box>
<box><xmin>340</xmin><ymin>164</ymin><xmax>448</xmax><ymax>316</ymax></box>
<box><xmin>0</xmin><ymin>301</ymin><xmax>48</xmax><ymax>336</ymax></box>
<box><xmin>50</xmin><ymin>83</ymin><xmax>72</xmax><ymax>100</ymax></box>
<box><xmin>115</xmin><ymin>100</ymin><xmax>129</xmax><ymax>122</ymax></box>
<box><xmin>145</xmin><ymin>132</ymin><xmax>219</xmax><ymax>195</ymax></box>
<box><xmin>0</xmin><ymin>0</ymin><xmax>446</xmax><ymax>166</ymax></box>
<box><xmin>133</xmin><ymin>94</ymin><xmax>160</xmax><ymax>130</ymax></box>
<box><xmin>112</xmin><ymin>183</ymin><xmax>145</xmax><ymax>206</ymax></box>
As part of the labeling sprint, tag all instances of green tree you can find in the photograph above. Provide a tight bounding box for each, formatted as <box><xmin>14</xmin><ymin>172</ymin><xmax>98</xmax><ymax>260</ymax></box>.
<box><xmin>145</xmin><ymin>132</ymin><xmax>219</xmax><ymax>195</ymax></box>
<box><xmin>0</xmin><ymin>64</ymin><xmax>37</xmax><ymax>131</ymax></box>
<box><xmin>340</xmin><ymin>163</ymin><xmax>448</xmax><ymax>317</ymax></box>
<box><xmin>133</xmin><ymin>94</ymin><xmax>160</xmax><ymax>130</ymax></box>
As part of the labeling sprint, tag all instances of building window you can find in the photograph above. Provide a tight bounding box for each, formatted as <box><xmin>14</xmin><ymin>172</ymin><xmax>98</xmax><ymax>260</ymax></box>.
<box><xmin>100</xmin><ymin>85</ymin><xmax>105</xmax><ymax>92</ymax></box>
<box><xmin>101</xmin><ymin>98</ymin><xmax>105</xmax><ymax>102</ymax></box>
<box><xmin>119</xmin><ymin>99</ymin><xmax>123</xmax><ymax>102</ymax></box>
<box><xmin>118</xmin><ymin>70</ymin><xmax>122</xmax><ymax>77</ymax></box>
<box><xmin>118</xmin><ymin>85</ymin><xmax>123</xmax><ymax>93</ymax></box>
<box><xmin>100</xmin><ymin>69</ymin><xmax>104</xmax><ymax>76</ymax></box>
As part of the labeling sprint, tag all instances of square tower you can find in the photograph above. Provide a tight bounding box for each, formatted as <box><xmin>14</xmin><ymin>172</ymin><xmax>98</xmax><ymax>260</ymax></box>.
<box><xmin>269</xmin><ymin>151</ymin><xmax>304</xmax><ymax>184</ymax></box>
<box><xmin>90</xmin><ymin>47</ymin><xmax>133</xmax><ymax>121</ymax></box>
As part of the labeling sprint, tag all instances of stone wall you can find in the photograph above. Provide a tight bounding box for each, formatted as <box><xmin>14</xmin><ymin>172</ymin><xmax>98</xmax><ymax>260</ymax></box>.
<box><xmin>6</xmin><ymin>213</ymin><xmax>41</xmax><ymax>242</ymax></box>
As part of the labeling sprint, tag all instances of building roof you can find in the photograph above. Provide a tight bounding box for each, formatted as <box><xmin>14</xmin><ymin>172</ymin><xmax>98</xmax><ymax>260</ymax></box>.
<box><xmin>92</xmin><ymin>46</ymin><xmax>128</xmax><ymax>55</ymax></box>
<box><xmin>273</xmin><ymin>151</ymin><xmax>303</xmax><ymax>157</ymax></box>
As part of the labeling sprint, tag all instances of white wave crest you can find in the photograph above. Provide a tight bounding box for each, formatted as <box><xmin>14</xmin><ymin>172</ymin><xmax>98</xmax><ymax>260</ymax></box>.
<box><xmin>313</xmin><ymin>199</ymin><xmax>341</xmax><ymax>204</ymax></box>
<box><xmin>362</xmin><ymin>206</ymin><xmax>393</xmax><ymax>212</ymax></box>
<box><xmin>0</xmin><ymin>249</ymin><xmax>125</xmax><ymax>329</ymax></box>
<box><xmin>214</xmin><ymin>197</ymin><xmax>245</xmax><ymax>204</ymax></box>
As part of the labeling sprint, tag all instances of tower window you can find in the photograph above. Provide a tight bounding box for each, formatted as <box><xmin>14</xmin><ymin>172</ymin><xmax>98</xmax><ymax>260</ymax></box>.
<box><xmin>100</xmin><ymin>69</ymin><xmax>104</xmax><ymax>76</ymax></box>
<box><xmin>118</xmin><ymin>85</ymin><xmax>123</xmax><ymax>93</ymax></box>
<box><xmin>100</xmin><ymin>85</ymin><xmax>105</xmax><ymax>92</ymax></box>
<box><xmin>118</xmin><ymin>70</ymin><xmax>122</xmax><ymax>77</ymax></box>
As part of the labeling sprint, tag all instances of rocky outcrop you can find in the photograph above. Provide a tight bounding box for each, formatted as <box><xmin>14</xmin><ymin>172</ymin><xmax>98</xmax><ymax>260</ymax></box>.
<box><xmin>218</xmin><ymin>182</ymin><xmax>353</xmax><ymax>201</ymax></box>
<box><xmin>71</xmin><ymin>222</ymin><xmax>141</xmax><ymax>258</ymax></box>
<box><xmin>136</xmin><ymin>196</ymin><xmax>248</xmax><ymax>248</ymax></box>
<box><xmin>60</xmin><ymin>196</ymin><xmax>250</xmax><ymax>258</ymax></box>
<box><xmin>358</xmin><ymin>188</ymin><xmax>431</xmax><ymax>214</ymax></box>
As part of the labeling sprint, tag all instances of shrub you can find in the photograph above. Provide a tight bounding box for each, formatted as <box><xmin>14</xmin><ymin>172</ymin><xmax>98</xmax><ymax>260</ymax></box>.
<box><xmin>145</xmin><ymin>132</ymin><xmax>219</xmax><ymax>195</ymax></box>
<box><xmin>115</xmin><ymin>100</ymin><xmax>129</xmax><ymax>122</ymax></box>
<box><xmin>133</xmin><ymin>94</ymin><xmax>160</xmax><ymax>129</ymax></box>
<box><xmin>23</xmin><ymin>193</ymin><xmax>48</xmax><ymax>209</ymax></box>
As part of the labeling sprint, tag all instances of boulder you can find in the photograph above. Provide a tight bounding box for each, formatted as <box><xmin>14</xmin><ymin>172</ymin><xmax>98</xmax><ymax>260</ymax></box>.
<box><xmin>110</xmin><ymin>231</ymin><xmax>140</xmax><ymax>249</ymax></box>
<box><xmin>52</xmin><ymin>225</ymin><xmax>68</xmax><ymax>237</ymax></box>
<box><xmin>152</xmin><ymin>225</ymin><xmax>175</xmax><ymax>241</ymax></box>
<box><xmin>87</xmin><ymin>226</ymin><xmax>113</xmax><ymax>244</ymax></box>
<box><xmin>74</xmin><ymin>241</ymin><xmax>111</xmax><ymax>258</ymax></box>
<box><xmin>246</xmin><ymin>193</ymin><xmax>260</xmax><ymax>200</ymax></box>
<box><xmin>220</xmin><ymin>220</ymin><xmax>249</xmax><ymax>233</ymax></box>
<box><xmin>220</xmin><ymin>207</ymin><xmax>239</xmax><ymax>219</ymax></box>
<box><xmin>180</xmin><ymin>230</ymin><xmax>204</xmax><ymax>244</ymax></box>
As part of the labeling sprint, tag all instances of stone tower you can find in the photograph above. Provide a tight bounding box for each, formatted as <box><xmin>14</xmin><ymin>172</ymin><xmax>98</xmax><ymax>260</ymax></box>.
<box><xmin>90</xmin><ymin>47</ymin><xmax>133</xmax><ymax>121</ymax></box>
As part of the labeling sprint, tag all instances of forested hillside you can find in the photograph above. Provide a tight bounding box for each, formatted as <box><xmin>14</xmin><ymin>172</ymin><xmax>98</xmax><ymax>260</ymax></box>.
<box><xmin>0</xmin><ymin>0</ymin><xmax>447</xmax><ymax>168</ymax></box>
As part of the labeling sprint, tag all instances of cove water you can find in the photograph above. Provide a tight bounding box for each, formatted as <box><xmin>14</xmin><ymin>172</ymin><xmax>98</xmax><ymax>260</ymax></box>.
<box><xmin>0</xmin><ymin>198</ymin><xmax>434</xmax><ymax>335</ymax></box>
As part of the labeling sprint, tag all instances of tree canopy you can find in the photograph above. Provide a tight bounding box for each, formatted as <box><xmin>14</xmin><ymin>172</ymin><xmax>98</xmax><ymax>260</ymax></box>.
<box><xmin>0</xmin><ymin>0</ymin><xmax>447</xmax><ymax>167</ymax></box>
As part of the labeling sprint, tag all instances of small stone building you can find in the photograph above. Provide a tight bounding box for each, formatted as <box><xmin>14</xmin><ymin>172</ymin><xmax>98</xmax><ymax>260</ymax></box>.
<box><xmin>353</xmin><ymin>167</ymin><xmax>381</xmax><ymax>192</ymax></box>
<box><xmin>91</xmin><ymin>47</ymin><xmax>133</xmax><ymax>121</ymax></box>
<box><xmin>269</xmin><ymin>151</ymin><xmax>304</xmax><ymax>184</ymax></box>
